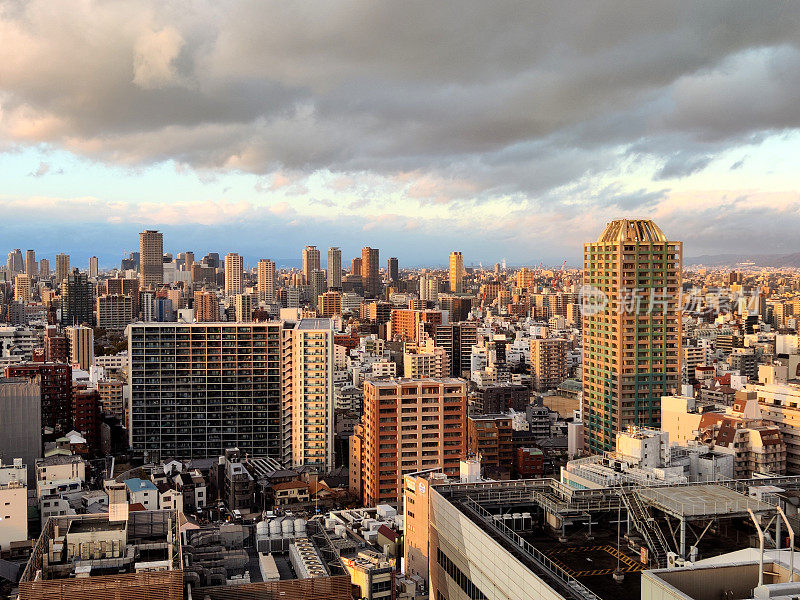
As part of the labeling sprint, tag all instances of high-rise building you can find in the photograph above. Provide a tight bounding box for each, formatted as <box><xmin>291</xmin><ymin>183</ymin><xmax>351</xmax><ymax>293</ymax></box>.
<box><xmin>224</xmin><ymin>252</ymin><xmax>243</xmax><ymax>295</ymax></box>
<box><xmin>350</xmin><ymin>257</ymin><xmax>362</xmax><ymax>275</ymax></box>
<box><xmin>61</xmin><ymin>269</ymin><xmax>93</xmax><ymax>326</ymax></box>
<box><xmin>14</xmin><ymin>274</ymin><xmax>31</xmax><ymax>302</ymax></box>
<box><xmin>55</xmin><ymin>253</ymin><xmax>70</xmax><ymax>284</ymax></box>
<box><xmin>448</xmin><ymin>251</ymin><xmax>463</xmax><ymax>294</ymax></box>
<box><xmin>6</xmin><ymin>249</ymin><xmax>23</xmax><ymax>275</ymax></box>
<box><xmin>38</xmin><ymin>258</ymin><xmax>50</xmax><ymax>279</ymax></box>
<box><xmin>0</xmin><ymin>378</ymin><xmax>41</xmax><ymax>487</ymax></box>
<box><xmin>128</xmin><ymin>322</ymin><xmax>283</xmax><ymax>460</ymax></box>
<box><xmin>24</xmin><ymin>250</ymin><xmax>36</xmax><ymax>279</ymax></box>
<box><xmin>182</xmin><ymin>251</ymin><xmax>195</xmax><ymax>272</ymax></box>
<box><xmin>387</xmin><ymin>257</ymin><xmax>399</xmax><ymax>285</ymax></box>
<box><xmin>282</xmin><ymin>319</ymin><xmax>334</xmax><ymax>471</ymax></box>
<box><xmin>67</xmin><ymin>325</ymin><xmax>94</xmax><ymax>371</ymax></box>
<box><xmin>257</xmin><ymin>259</ymin><xmax>276</xmax><ymax>301</ymax></box>
<box><xmin>361</xmin><ymin>247</ymin><xmax>380</xmax><ymax>298</ymax></box>
<box><xmin>403</xmin><ymin>339</ymin><xmax>448</xmax><ymax>378</ymax></box>
<box><xmin>139</xmin><ymin>230</ymin><xmax>164</xmax><ymax>289</ymax></box>
<box><xmin>531</xmin><ymin>338</ymin><xmax>568</xmax><ymax>391</ymax></box>
<box><xmin>318</xmin><ymin>291</ymin><xmax>342</xmax><ymax>317</ymax></box>
<box><xmin>235</xmin><ymin>293</ymin><xmax>253</xmax><ymax>322</ymax></box>
<box><xmin>357</xmin><ymin>378</ymin><xmax>466</xmax><ymax>505</ymax></box>
<box><xmin>582</xmin><ymin>219</ymin><xmax>682</xmax><ymax>453</ymax></box>
<box><xmin>193</xmin><ymin>290</ymin><xmax>220</xmax><ymax>322</ymax></box>
<box><xmin>97</xmin><ymin>379</ymin><xmax>125</xmax><ymax>422</ymax></box>
<box><xmin>433</xmin><ymin>322</ymin><xmax>478</xmax><ymax>378</ymax></box>
<box><xmin>88</xmin><ymin>256</ymin><xmax>99</xmax><ymax>279</ymax></box>
<box><xmin>309</xmin><ymin>269</ymin><xmax>326</xmax><ymax>306</ymax></box>
<box><xmin>390</xmin><ymin>309</ymin><xmax>444</xmax><ymax>342</ymax></box>
<box><xmin>327</xmin><ymin>247</ymin><xmax>342</xmax><ymax>290</ymax></box>
<box><xmin>302</xmin><ymin>245</ymin><xmax>321</xmax><ymax>284</ymax></box>
<box><xmin>96</xmin><ymin>294</ymin><xmax>134</xmax><ymax>329</ymax></box>
<box><xmin>419</xmin><ymin>274</ymin><xmax>439</xmax><ymax>303</ymax></box>
<box><xmin>6</xmin><ymin>362</ymin><xmax>72</xmax><ymax>434</ymax></box>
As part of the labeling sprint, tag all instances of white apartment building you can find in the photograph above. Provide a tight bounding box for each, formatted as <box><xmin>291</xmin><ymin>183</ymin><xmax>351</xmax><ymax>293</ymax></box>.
<box><xmin>0</xmin><ymin>459</ymin><xmax>27</xmax><ymax>551</ymax></box>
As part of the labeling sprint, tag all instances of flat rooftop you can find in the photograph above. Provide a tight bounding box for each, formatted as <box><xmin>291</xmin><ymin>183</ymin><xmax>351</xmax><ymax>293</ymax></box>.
<box><xmin>68</xmin><ymin>519</ymin><xmax>126</xmax><ymax>534</ymax></box>
<box><xmin>637</xmin><ymin>484</ymin><xmax>775</xmax><ymax>518</ymax></box>
<box><xmin>297</xmin><ymin>318</ymin><xmax>333</xmax><ymax>329</ymax></box>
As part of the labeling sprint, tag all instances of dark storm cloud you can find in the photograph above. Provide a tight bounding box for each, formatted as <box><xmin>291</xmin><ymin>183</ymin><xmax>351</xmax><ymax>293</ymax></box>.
<box><xmin>1</xmin><ymin>0</ymin><xmax>800</xmax><ymax>196</ymax></box>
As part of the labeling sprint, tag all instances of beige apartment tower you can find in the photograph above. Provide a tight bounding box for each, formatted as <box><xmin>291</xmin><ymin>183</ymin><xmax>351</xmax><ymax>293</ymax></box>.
<box><xmin>67</xmin><ymin>325</ymin><xmax>94</xmax><ymax>371</ymax></box>
<box><xmin>582</xmin><ymin>219</ymin><xmax>682</xmax><ymax>453</ymax></box>
<box><xmin>224</xmin><ymin>253</ymin><xmax>243</xmax><ymax>295</ymax></box>
<box><xmin>138</xmin><ymin>230</ymin><xmax>163</xmax><ymax>289</ymax></box>
<box><xmin>327</xmin><ymin>247</ymin><xmax>342</xmax><ymax>290</ymax></box>
<box><xmin>302</xmin><ymin>245</ymin><xmax>321</xmax><ymax>284</ymax></box>
<box><xmin>257</xmin><ymin>259</ymin><xmax>276</xmax><ymax>301</ymax></box>
<box><xmin>282</xmin><ymin>319</ymin><xmax>335</xmax><ymax>471</ymax></box>
<box><xmin>449</xmin><ymin>251</ymin><xmax>463</xmax><ymax>294</ymax></box>
<box><xmin>54</xmin><ymin>253</ymin><xmax>70</xmax><ymax>285</ymax></box>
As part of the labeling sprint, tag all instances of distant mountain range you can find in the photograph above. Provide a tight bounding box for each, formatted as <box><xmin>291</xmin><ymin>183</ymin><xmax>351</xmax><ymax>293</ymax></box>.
<box><xmin>686</xmin><ymin>252</ymin><xmax>800</xmax><ymax>268</ymax></box>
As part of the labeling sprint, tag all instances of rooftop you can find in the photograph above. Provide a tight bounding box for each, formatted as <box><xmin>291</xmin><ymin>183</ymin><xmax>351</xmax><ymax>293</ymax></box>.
<box><xmin>596</xmin><ymin>219</ymin><xmax>668</xmax><ymax>243</ymax></box>
<box><xmin>637</xmin><ymin>484</ymin><xmax>775</xmax><ymax>518</ymax></box>
<box><xmin>297</xmin><ymin>317</ymin><xmax>333</xmax><ymax>330</ymax></box>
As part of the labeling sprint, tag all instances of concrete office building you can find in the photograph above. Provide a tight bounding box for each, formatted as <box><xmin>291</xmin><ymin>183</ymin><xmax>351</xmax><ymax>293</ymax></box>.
<box><xmin>327</xmin><ymin>247</ymin><xmax>342</xmax><ymax>290</ymax></box>
<box><xmin>583</xmin><ymin>219</ymin><xmax>682</xmax><ymax>452</ymax></box>
<box><xmin>128</xmin><ymin>322</ymin><xmax>283</xmax><ymax>461</ymax></box>
<box><xmin>54</xmin><ymin>253</ymin><xmax>70</xmax><ymax>285</ymax></box>
<box><xmin>139</xmin><ymin>229</ymin><xmax>164</xmax><ymax>289</ymax></box>
<box><xmin>257</xmin><ymin>258</ymin><xmax>276</xmax><ymax>301</ymax></box>
<box><xmin>357</xmin><ymin>378</ymin><xmax>466</xmax><ymax>506</ymax></box>
<box><xmin>449</xmin><ymin>251</ymin><xmax>463</xmax><ymax>294</ymax></box>
<box><xmin>0</xmin><ymin>378</ymin><xmax>41</xmax><ymax>486</ymax></box>
<box><xmin>361</xmin><ymin>247</ymin><xmax>380</xmax><ymax>298</ymax></box>
<box><xmin>282</xmin><ymin>319</ymin><xmax>334</xmax><ymax>471</ymax></box>
<box><xmin>67</xmin><ymin>325</ymin><xmax>94</xmax><ymax>371</ymax></box>
<box><xmin>224</xmin><ymin>252</ymin><xmax>243</xmax><ymax>295</ymax></box>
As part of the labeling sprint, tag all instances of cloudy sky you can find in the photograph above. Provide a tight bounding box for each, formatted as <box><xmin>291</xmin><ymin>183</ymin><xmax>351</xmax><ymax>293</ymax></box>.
<box><xmin>2</xmin><ymin>1</ymin><xmax>800</xmax><ymax>267</ymax></box>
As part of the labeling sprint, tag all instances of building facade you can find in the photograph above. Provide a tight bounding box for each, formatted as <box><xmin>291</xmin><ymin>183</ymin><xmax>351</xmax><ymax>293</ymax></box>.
<box><xmin>582</xmin><ymin>219</ymin><xmax>682</xmax><ymax>452</ymax></box>
<box><xmin>128</xmin><ymin>322</ymin><xmax>283</xmax><ymax>460</ymax></box>
<box><xmin>359</xmin><ymin>378</ymin><xmax>466</xmax><ymax>506</ymax></box>
<box><xmin>139</xmin><ymin>230</ymin><xmax>164</xmax><ymax>289</ymax></box>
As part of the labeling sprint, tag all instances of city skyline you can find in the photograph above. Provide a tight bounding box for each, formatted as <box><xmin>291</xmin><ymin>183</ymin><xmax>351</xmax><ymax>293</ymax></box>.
<box><xmin>2</xmin><ymin>3</ymin><xmax>800</xmax><ymax>263</ymax></box>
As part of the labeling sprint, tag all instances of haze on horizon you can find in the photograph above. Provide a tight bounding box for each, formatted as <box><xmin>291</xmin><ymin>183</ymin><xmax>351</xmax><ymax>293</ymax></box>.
<box><xmin>2</xmin><ymin>1</ymin><xmax>800</xmax><ymax>264</ymax></box>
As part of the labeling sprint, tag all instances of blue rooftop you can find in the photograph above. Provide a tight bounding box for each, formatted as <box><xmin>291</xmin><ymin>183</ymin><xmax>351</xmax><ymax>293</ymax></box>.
<box><xmin>124</xmin><ymin>478</ymin><xmax>157</xmax><ymax>492</ymax></box>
